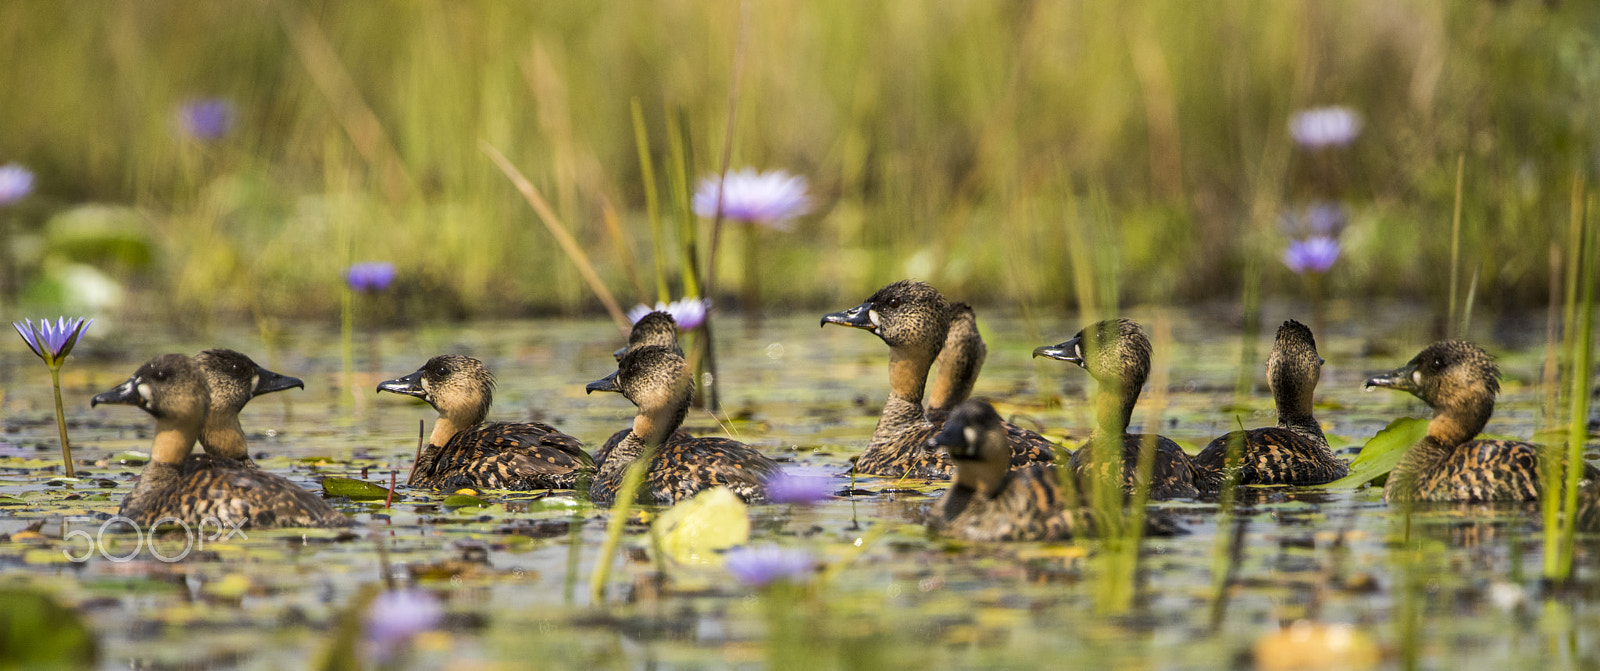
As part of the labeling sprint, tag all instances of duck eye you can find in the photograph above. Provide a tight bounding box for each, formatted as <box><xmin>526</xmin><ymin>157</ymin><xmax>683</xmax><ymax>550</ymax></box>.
<box><xmin>885</xmin><ymin>297</ymin><xmax>901</xmax><ymax>309</ymax></box>
<box><xmin>1432</xmin><ymin>357</ymin><xmax>1445</xmax><ymax>369</ymax></box>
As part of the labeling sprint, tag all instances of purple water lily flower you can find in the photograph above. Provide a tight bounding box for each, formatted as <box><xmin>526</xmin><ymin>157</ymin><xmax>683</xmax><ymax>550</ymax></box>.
<box><xmin>692</xmin><ymin>169</ymin><xmax>811</xmax><ymax>231</ymax></box>
<box><xmin>765</xmin><ymin>469</ymin><xmax>835</xmax><ymax>506</ymax></box>
<box><xmin>1289</xmin><ymin>107</ymin><xmax>1361</xmax><ymax>148</ymax></box>
<box><xmin>628</xmin><ymin>298</ymin><xmax>709</xmax><ymax>331</ymax></box>
<box><xmin>723</xmin><ymin>545</ymin><xmax>815</xmax><ymax>588</ymax></box>
<box><xmin>178</xmin><ymin>99</ymin><xmax>235</xmax><ymax>141</ymax></box>
<box><xmin>1283</xmin><ymin>237</ymin><xmax>1341</xmax><ymax>274</ymax></box>
<box><xmin>1279</xmin><ymin>202</ymin><xmax>1348</xmax><ymax>239</ymax></box>
<box><xmin>13</xmin><ymin>317</ymin><xmax>92</xmax><ymax>367</ymax></box>
<box><xmin>0</xmin><ymin>164</ymin><xmax>34</xmax><ymax>206</ymax></box>
<box><xmin>347</xmin><ymin>262</ymin><xmax>397</xmax><ymax>293</ymax></box>
<box><xmin>363</xmin><ymin>589</ymin><xmax>443</xmax><ymax>658</ymax></box>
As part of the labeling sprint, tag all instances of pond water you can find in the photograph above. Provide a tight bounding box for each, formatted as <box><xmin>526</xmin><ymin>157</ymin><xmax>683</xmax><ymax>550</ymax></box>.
<box><xmin>1</xmin><ymin>301</ymin><xmax>1596</xmax><ymax>669</ymax></box>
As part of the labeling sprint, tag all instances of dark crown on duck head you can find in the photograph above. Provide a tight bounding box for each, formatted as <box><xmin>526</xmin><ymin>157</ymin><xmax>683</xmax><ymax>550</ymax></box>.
<box><xmin>1267</xmin><ymin>320</ymin><xmax>1322</xmax><ymax>397</ymax></box>
<box><xmin>821</xmin><ymin>279</ymin><xmax>952</xmax><ymax>351</ymax></box>
<box><xmin>616</xmin><ymin>311</ymin><xmax>681</xmax><ymax>361</ymax></box>
<box><xmin>587</xmin><ymin>345</ymin><xmax>689</xmax><ymax>408</ymax></box>
<box><xmin>377</xmin><ymin>354</ymin><xmax>495</xmax><ymax>423</ymax></box>
<box><xmin>1034</xmin><ymin>318</ymin><xmax>1150</xmax><ymax>386</ymax></box>
<box><xmin>194</xmin><ymin>349</ymin><xmax>304</xmax><ymax>414</ymax></box>
<box><xmin>91</xmin><ymin>353</ymin><xmax>210</xmax><ymax>422</ymax></box>
<box><xmin>1364</xmin><ymin>340</ymin><xmax>1499</xmax><ymax>412</ymax></box>
<box><xmin>928</xmin><ymin>399</ymin><xmax>1005</xmax><ymax>462</ymax></box>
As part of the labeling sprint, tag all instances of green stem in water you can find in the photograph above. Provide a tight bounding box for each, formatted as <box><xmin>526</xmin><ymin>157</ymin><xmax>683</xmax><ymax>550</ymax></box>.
<box><xmin>48</xmin><ymin>364</ymin><xmax>75</xmax><ymax>478</ymax></box>
<box><xmin>589</xmin><ymin>445</ymin><xmax>655</xmax><ymax>604</ymax></box>
<box><xmin>340</xmin><ymin>286</ymin><xmax>355</xmax><ymax>410</ymax></box>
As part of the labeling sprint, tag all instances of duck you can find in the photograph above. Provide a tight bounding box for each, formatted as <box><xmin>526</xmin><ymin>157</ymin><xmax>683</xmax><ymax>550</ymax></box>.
<box><xmin>822</xmin><ymin>280</ymin><xmax>1056</xmax><ymax>479</ymax></box>
<box><xmin>925</xmin><ymin>302</ymin><xmax>1058</xmax><ymax>462</ymax></box>
<box><xmin>377</xmin><ymin>354</ymin><xmax>593</xmax><ymax>491</ymax></box>
<box><xmin>193</xmin><ymin>348</ymin><xmax>304</xmax><ymax>467</ymax></box>
<box><xmin>1365</xmin><ymin>340</ymin><xmax>1600</xmax><ymax>515</ymax></box>
<box><xmin>1034</xmin><ymin>318</ymin><xmax>1201</xmax><ymax>500</ymax></box>
<box><xmin>927</xmin><ymin>399</ymin><xmax>1183</xmax><ymax>541</ymax></box>
<box><xmin>597</xmin><ymin>311</ymin><xmax>694</xmax><ymax>468</ymax></box>
<box><xmin>93</xmin><ymin>354</ymin><xmax>350</xmax><ymax>528</ymax></box>
<box><xmin>1192</xmin><ymin>320</ymin><xmax>1347</xmax><ymax>486</ymax></box>
<box><xmin>585</xmin><ymin>344</ymin><xmax>779</xmax><ymax>506</ymax></box>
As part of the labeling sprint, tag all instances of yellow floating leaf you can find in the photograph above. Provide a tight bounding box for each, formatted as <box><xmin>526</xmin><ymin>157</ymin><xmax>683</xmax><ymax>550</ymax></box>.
<box><xmin>203</xmin><ymin>573</ymin><xmax>252</xmax><ymax>599</ymax></box>
<box><xmin>1254</xmin><ymin>621</ymin><xmax>1379</xmax><ymax>671</ymax></box>
<box><xmin>651</xmin><ymin>487</ymin><xmax>749</xmax><ymax>567</ymax></box>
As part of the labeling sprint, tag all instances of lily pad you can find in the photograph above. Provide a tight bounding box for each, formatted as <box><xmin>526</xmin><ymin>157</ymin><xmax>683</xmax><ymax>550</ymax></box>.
<box><xmin>321</xmin><ymin>477</ymin><xmax>392</xmax><ymax>500</ymax></box>
<box><xmin>1315</xmin><ymin>417</ymin><xmax>1428</xmax><ymax>490</ymax></box>
<box><xmin>652</xmin><ymin>487</ymin><xmax>750</xmax><ymax>567</ymax></box>
<box><xmin>442</xmin><ymin>494</ymin><xmax>489</xmax><ymax>508</ymax></box>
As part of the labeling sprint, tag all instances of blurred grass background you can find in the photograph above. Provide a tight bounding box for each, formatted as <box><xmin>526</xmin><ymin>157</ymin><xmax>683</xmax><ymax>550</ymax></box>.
<box><xmin>0</xmin><ymin>0</ymin><xmax>1596</xmax><ymax>323</ymax></box>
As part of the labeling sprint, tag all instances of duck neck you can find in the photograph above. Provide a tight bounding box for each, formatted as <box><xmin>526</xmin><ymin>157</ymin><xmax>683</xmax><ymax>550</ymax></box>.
<box><xmin>138</xmin><ymin>419</ymin><xmax>201</xmax><ymax>494</ymax></box>
<box><xmin>928</xmin><ymin>332</ymin><xmax>985</xmax><ymax>415</ymax></box>
<box><xmin>1426</xmin><ymin>398</ymin><xmax>1491</xmax><ymax>448</ymax></box>
<box><xmin>870</xmin><ymin>347</ymin><xmax>936</xmax><ymax>449</ymax></box>
<box><xmin>603</xmin><ymin>382</ymin><xmax>692</xmax><ymax>478</ymax></box>
<box><xmin>1092</xmin><ymin>375</ymin><xmax>1138</xmax><ymax>437</ymax></box>
<box><xmin>428</xmin><ymin>415</ymin><xmax>468</xmax><ymax>449</ymax></box>
<box><xmin>1273</xmin><ymin>388</ymin><xmax>1324</xmax><ymax>440</ymax></box>
<box><xmin>200</xmin><ymin>412</ymin><xmax>250</xmax><ymax>461</ymax></box>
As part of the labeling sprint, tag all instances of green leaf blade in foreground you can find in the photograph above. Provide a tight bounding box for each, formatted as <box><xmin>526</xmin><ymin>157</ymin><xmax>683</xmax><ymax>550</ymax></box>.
<box><xmin>321</xmin><ymin>476</ymin><xmax>392</xmax><ymax>500</ymax></box>
<box><xmin>1315</xmin><ymin>417</ymin><xmax>1429</xmax><ymax>490</ymax></box>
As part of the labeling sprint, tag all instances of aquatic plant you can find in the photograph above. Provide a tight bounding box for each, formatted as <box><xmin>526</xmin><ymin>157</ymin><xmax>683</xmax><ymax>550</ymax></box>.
<box><xmin>176</xmin><ymin>98</ymin><xmax>235</xmax><ymax>141</ymax></box>
<box><xmin>1282</xmin><ymin>236</ymin><xmax>1341</xmax><ymax>274</ymax></box>
<box><xmin>363</xmin><ymin>588</ymin><xmax>443</xmax><ymax>660</ymax></box>
<box><xmin>346</xmin><ymin>261</ymin><xmax>397</xmax><ymax>293</ymax></box>
<box><xmin>627</xmin><ymin>298</ymin><xmax>709</xmax><ymax>331</ymax></box>
<box><xmin>692</xmin><ymin>169</ymin><xmax>811</xmax><ymax>231</ymax></box>
<box><xmin>1288</xmin><ymin>106</ymin><xmax>1362</xmax><ymax>148</ymax></box>
<box><xmin>764</xmin><ymin>470</ymin><xmax>834</xmax><ymax>506</ymax></box>
<box><xmin>0</xmin><ymin>164</ymin><xmax>33</xmax><ymax>205</ymax></box>
<box><xmin>723</xmin><ymin>545</ymin><xmax>815</xmax><ymax>588</ymax></box>
<box><xmin>12</xmin><ymin>317</ymin><xmax>93</xmax><ymax>478</ymax></box>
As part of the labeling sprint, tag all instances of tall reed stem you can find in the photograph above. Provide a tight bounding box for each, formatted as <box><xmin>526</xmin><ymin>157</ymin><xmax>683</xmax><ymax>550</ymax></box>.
<box><xmin>48</xmin><ymin>365</ymin><xmax>74</xmax><ymax>478</ymax></box>
<box><xmin>589</xmin><ymin>449</ymin><xmax>654</xmax><ymax>604</ymax></box>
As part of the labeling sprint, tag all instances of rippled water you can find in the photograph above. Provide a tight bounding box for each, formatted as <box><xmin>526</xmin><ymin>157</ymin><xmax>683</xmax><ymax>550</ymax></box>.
<box><xmin>1</xmin><ymin>302</ymin><xmax>1596</xmax><ymax>669</ymax></box>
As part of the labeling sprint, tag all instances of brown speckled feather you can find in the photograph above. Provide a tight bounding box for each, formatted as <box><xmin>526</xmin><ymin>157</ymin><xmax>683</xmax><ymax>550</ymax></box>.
<box><xmin>1194</xmin><ymin>427</ymin><xmax>1347</xmax><ymax>488</ymax></box>
<box><xmin>595</xmin><ymin>427</ymin><xmax>694</xmax><ymax>469</ymax></box>
<box><xmin>123</xmin><ymin>456</ymin><xmax>351</xmax><ymax>529</ymax></box>
<box><xmin>413</xmin><ymin>421</ymin><xmax>594</xmax><ymax>491</ymax></box>
<box><xmin>1069</xmin><ymin>433</ymin><xmax>1200</xmax><ymax>500</ymax></box>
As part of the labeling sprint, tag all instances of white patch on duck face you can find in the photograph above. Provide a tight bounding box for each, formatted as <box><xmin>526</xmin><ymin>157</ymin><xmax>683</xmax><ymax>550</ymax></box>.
<box><xmin>868</xmin><ymin>310</ymin><xmax>882</xmax><ymax>330</ymax></box>
<box><xmin>1413</xmin><ymin>370</ymin><xmax>1423</xmax><ymax>386</ymax></box>
<box><xmin>963</xmin><ymin>427</ymin><xmax>978</xmax><ymax>449</ymax></box>
<box><xmin>420</xmin><ymin>378</ymin><xmax>434</xmax><ymax>403</ymax></box>
<box><xmin>136</xmin><ymin>382</ymin><xmax>153</xmax><ymax>403</ymax></box>
<box><xmin>249</xmin><ymin>374</ymin><xmax>259</xmax><ymax>392</ymax></box>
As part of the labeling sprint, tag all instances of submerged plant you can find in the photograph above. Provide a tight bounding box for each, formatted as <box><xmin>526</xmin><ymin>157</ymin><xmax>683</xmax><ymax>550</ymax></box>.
<box><xmin>13</xmin><ymin>317</ymin><xmax>93</xmax><ymax>478</ymax></box>
<box><xmin>0</xmin><ymin>164</ymin><xmax>34</xmax><ymax>205</ymax></box>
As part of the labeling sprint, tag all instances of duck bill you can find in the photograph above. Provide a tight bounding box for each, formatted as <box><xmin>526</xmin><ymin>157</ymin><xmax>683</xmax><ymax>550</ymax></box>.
<box><xmin>927</xmin><ymin>422</ymin><xmax>980</xmax><ymax>460</ymax></box>
<box><xmin>1032</xmin><ymin>337</ymin><xmax>1084</xmax><ymax>365</ymax></box>
<box><xmin>253</xmin><ymin>366</ymin><xmax>305</xmax><ymax>396</ymax></box>
<box><xmin>1364</xmin><ymin>362</ymin><xmax>1419</xmax><ymax>393</ymax></box>
<box><xmin>91</xmin><ymin>376</ymin><xmax>145</xmax><ymax>409</ymax></box>
<box><xmin>820</xmin><ymin>302</ymin><xmax>875</xmax><ymax>331</ymax></box>
<box><xmin>585</xmin><ymin>370</ymin><xmax>622</xmax><ymax>395</ymax></box>
<box><xmin>376</xmin><ymin>370</ymin><xmax>428</xmax><ymax>398</ymax></box>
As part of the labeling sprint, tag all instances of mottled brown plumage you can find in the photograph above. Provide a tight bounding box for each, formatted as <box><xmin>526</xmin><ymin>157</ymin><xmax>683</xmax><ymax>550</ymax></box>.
<box><xmin>927</xmin><ymin>400</ymin><xmax>1182</xmax><ymax>541</ymax></box>
<box><xmin>1035</xmin><ymin>319</ymin><xmax>1201</xmax><ymax>500</ymax></box>
<box><xmin>823</xmin><ymin>281</ymin><xmax>1054</xmax><ymax>479</ymax></box>
<box><xmin>1194</xmin><ymin>320</ymin><xmax>1347</xmax><ymax>487</ymax></box>
<box><xmin>586</xmin><ymin>345</ymin><xmax>778</xmax><ymax>506</ymax></box>
<box><xmin>94</xmin><ymin>354</ymin><xmax>350</xmax><ymax>529</ymax></box>
<box><xmin>925</xmin><ymin>303</ymin><xmax>1059</xmax><ymax>468</ymax></box>
<box><xmin>378</xmin><ymin>355</ymin><xmax>593</xmax><ymax>491</ymax></box>
<box><xmin>193</xmin><ymin>349</ymin><xmax>304</xmax><ymax>467</ymax></box>
<box><xmin>1366</xmin><ymin>341</ymin><xmax>1600</xmax><ymax>517</ymax></box>
<box><xmin>599</xmin><ymin>311</ymin><xmax>693</xmax><ymax>467</ymax></box>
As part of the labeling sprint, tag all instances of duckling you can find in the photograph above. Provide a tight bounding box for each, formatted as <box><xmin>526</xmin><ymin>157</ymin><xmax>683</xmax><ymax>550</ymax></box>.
<box><xmin>925</xmin><ymin>302</ymin><xmax>1058</xmax><ymax>463</ymax></box>
<box><xmin>1034</xmin><ymin>318</ymin><xmax>1200</xmax><ymax>500</ymax></box>
<box><xmin>377</xmin><ymin>355</ymin><xmax>593</xmax><ymax>491</ymax></box>
<box><xmin>585</xmin><ymin>345</ymin><xmax>779</xmax><ymax>506</ymax></box>
<box><xmin>1365</xmin><ymin>341</ymin><xmax>1600</xmax><ymax>512</ymax></box>
<box><xmin>597</xmin><ymin>311</ymin><xmax>694</xmax><ymax>468</ymax></box>
<box><xmin>93</xmin><ymin>354</ymin><xmax>350</xmax><ymax>528</ymax></box>
<box><xmin>1193</xmin><ymin>320</ymin><xmax>1347</xmax><ymax>486</ymax></box>
<box><xmin>822</xmin><ymin>280</ymin><xmax>1055</xmax><ymax>479</ymax></box>
<box><xmin>193</xmin><ymin>348</ymin><xmax>304</xmax><ymax>467</ymax></box>
<box><xmin>927</xmin><ymin>399</ymin><xmax>1183</xmax><ymax>541</ymax></box>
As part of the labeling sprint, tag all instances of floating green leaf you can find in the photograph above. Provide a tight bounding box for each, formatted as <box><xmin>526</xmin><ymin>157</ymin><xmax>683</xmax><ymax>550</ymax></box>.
<box><xmin>1316</xmin><ymin>417</ymin><xmax>1429</xmax><ymax>490</ymax></box>
<box><xmin>652</xmin><ymin>487</ymin><xmax>750</xmax><ymax>567</ymax></box>
<box><xmin>442</xmin><ymin>494</ymin><xmax>488</xmax><ymax>508</ymax></box>
<box><xmin>321</xmin><ymin>477</ymin><xmax>391</xmax><ymax>500</ymax></box>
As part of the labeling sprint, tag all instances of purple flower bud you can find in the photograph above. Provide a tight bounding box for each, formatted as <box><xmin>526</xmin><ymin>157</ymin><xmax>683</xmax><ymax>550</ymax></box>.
<box><xmin>1283</xmin><ymin>237</ymin><xmax>1341</xmax><ymax>274</ymax></box>
<box><xmin>0</xmin><ymin>164</ymin><xmax>35</xmax><ymax>206</ymax></box>
<box><xmin>347</xmin><ymin>262</ymin><xmax>397</xmax><ymax>293</ymax></box>
<box><xmin>1289</xmin><ymin>107</ymin><xmax>1361</xmax><ymax>148</ymax></box>
<box><xmin>178</xmin><ymin>99</ymin><xmax>235</xmax><ymax>141</ymax></box>
<box><xmin>13</xmin><ymin>317</ymin><xmax>92</xmax><ymax>366</ymax></box>
<box><xmin>723</xmin><ymin>545</ymin><xmax>815</xmax><ymax>588</ymax></box>
<box><xmin>692</xmin><ymin>169</ymin><xmax>811</xmax><ymax>230</ymax></box>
